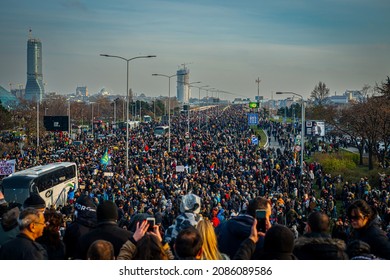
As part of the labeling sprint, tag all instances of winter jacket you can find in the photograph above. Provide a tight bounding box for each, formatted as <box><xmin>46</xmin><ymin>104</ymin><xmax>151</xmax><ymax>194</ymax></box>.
<box><xmin>0</xmin><ymin>233</ymin><xmax>48</xmax><ymax>260</ymax></box>
<box><xmin>164</xmin><ymin>212</ymin><xmax>202</xmax><ymax>245</ymax></box>
<box><xmin>77</xmin><ymin>221</ymin><xmax>132</xmax><ymax>259</ymax></box>
<box><xmin>216</xmin><ymin>214</ymin><xmax>264</xmax><ymax>259</ymax></box>
<box><xmin>63</xmin><ymin>222</ymin><xmax>95</xmax><ymax>259</ymax></box>
<box><xmin>234</xmin><ymin>238</ymin><xmax>297</xmax><ymax>260</ymax></box>
<box><xmin>349</xmin><ymin>220</ymin><xmax>390</xmax><ymax>260</ymax></box>
<box><xmin>293</xmin><ymin>233</ymin><xmax>348</xmax><ymax>260</ymax></box>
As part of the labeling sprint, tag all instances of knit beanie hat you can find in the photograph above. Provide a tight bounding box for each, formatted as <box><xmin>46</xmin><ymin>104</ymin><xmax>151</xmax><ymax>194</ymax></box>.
<box><xmin>97</xmin><ymin>200</ymin><xmax>118</xmax><ymax>222</ymax></box>
<box><xmin>180</xmin><ymin>194</ymin><xmax>201</xmax><ymax>214</ymax></box>
<box><xmin>23</xmin><ymin>193</ymin><xmax>46</xmax><ymax>209</ymax></box>
<box><xmin>74</xmin><ymin>194</ymin><xmax>97</xmax><ymax>228</ymax></box>
<box><xmin>263</xmin><ymin>224</ymin><xmax>295</xmax><ymax>259</ymax></box>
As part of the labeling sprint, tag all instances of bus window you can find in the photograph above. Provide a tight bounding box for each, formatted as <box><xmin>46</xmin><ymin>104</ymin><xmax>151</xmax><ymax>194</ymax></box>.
<box><xmin>154</xmin><ymin>126</ymin><xmax>169</xmax><ymax>138</ymax></box>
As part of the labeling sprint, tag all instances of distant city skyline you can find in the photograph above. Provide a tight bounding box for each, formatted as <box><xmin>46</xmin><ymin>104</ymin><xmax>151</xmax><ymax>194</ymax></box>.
<box><xmin>1</xmin><ymin>0</ymin><xmax>389</xmax><ymax>101</ymax></box>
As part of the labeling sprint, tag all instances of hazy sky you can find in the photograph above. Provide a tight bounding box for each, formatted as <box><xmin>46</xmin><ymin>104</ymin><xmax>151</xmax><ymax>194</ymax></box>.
<box><xmin>1</xmin><ymin>0</ymin><xmax>389</xmax><ymax>100</ymax></box>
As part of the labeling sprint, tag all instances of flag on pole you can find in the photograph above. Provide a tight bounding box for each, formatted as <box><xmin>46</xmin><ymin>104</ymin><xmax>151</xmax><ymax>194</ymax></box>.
<box><xmin>101</xmin><ymin>148</ymin><xmax>110</xmax><ymax>166</ymax></box>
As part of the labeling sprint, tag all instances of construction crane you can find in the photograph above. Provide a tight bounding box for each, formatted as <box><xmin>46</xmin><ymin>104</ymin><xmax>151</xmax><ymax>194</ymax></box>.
<box><xmin>178</xmin><ymin>62</ymin><xmax>193</xmax><ymax>70</ymax></box>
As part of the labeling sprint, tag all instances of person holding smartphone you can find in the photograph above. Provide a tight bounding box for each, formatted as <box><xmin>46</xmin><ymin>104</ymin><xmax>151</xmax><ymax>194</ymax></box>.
<box><xmin>216</xmin><ymin>196</ymin><xmax>272</xmax><ymax>259</ymax></box>
<box><xmin>117</xmin><ymin>219</ymin><xmax>174</xmax><ymax>260</ymax></box>
<box><xmin>234</xmin><ymin>220</ymin><xmax>297</xmax><ymax>260</ymax></box>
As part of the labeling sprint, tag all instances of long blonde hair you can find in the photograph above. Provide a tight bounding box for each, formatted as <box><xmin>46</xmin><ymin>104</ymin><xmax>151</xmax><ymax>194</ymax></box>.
<box><xmin>196</xmin><ymin>219</ymin><xmax>224</xmax><ymax>260</ymax></box>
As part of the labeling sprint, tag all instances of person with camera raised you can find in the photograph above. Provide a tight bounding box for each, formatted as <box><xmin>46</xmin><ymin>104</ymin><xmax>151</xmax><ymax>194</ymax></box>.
<box><xmin>216</xmin><ymin>196</ymin><xmax>271</xmax><ymax>259</ymax></box>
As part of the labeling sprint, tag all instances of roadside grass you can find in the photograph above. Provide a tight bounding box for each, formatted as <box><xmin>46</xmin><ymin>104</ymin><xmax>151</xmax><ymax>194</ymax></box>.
<box><xmin>251</xmin><ymin>126</ymin><xmax>267</xmax><ymax>147</ymax></box>
<box><xmin>309</xmin><ymin>149</ymin><xmax>385</xmax><ymax>216</ymax></box>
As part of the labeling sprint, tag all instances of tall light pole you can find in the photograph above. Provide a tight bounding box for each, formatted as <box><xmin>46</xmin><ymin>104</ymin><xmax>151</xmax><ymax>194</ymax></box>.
<box><xmin>256</xmin><ymin>77</ymin><xmax>261</xmax><ymax>114</ymax></box>
<box><xmin>101</xmin><ymin>54</ymin><xmax>156</xmax><ymax>175</ymax></box>
<box><xmin>113</xmin><ymin>99</ymin><xmax>117</xmax><ymax>129</ymax></box>
<box><xmin>276</xmin><ymin>92</ymin><xmax>305</xmax><ymax>175</ymax></box>
<box><xmin>186</xmin><ymin>81</ymin><xmax>201</xmax><ymax>135</ymax></box>
<box><xmin>153</xmin><ymin>97</ymin><xmax>156</xmax><ymax>120</ymax></box>
<box><xmin>91</xmin><ymin>102</ymin><xmax>95</xmax><ymax>136</ymax></box>
<box><xmin>196</xmin><ymin>85</ymin><xmax>209</xmax><ymax>130</ymax></box>
<box><xmin>152</xmin><ymin>73</ymin><xmax>182</xmax><ymax>153</ymax></box>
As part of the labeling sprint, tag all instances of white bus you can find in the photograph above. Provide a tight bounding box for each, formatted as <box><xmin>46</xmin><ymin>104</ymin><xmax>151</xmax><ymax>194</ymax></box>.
<box><xmin>154</xmin><ymin>126</ymin><xmax>169</xmax><ymax>138</ymax></box>
<box><xmin>1</xmin><ymin>162</ymin><xmax>78</xmax><ymax>208</ymax></box>
<box><xmin>143</xmin><ymin>115</ymin><xmax>152</xmax><ymax>123</ymax></box>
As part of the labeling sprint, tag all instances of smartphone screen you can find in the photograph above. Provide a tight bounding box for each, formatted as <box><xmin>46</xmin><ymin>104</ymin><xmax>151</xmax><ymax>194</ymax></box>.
<box><xmin>255</xmin><ymin>210</ymin><xmax>267</xmax><ymax>233</ymax></box>
<box><xmin>146</xmin><ymin>218</ymin><xmax>155</xmax><ymax>231</ymax></box>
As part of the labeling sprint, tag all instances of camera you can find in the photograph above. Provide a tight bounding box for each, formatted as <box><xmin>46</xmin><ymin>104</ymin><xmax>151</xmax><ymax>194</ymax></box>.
<box><xmin>255</xmin><ymin>209</ymin><xmax>267</xmax><ymax>233</ymax></box>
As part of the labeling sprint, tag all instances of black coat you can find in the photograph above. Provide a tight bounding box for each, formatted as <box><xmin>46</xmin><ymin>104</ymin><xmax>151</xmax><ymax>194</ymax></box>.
<box><xmin>349</xmin><ymin>220</ymin><xmax>390</xmax><ymax>260</ymax></box>
<box><xmin>293</xmin><ymin>232</ymin><xmax>348</xmax><ymax>260</ymax></box>
<box><xmin>77</xmin><ymin>221</ymin><xmax>132</xmax><ymax>259</ymax></box>
<box><xmin>0</xmin><ymin>233</ymin><xmax>48</xmax><ymax>260</ymax></box>
<box><xmin>216</xmin><ymin>214</ymin><xmax>264</xmax><ymax>259</ymax></box>
<box><xmin>234</xmin><ymin>238</ymin><xmax>297</xmax><ymax>260</ymax></box>
<box><xmin>64</xmin><ymin>221</ymin><xmax>95</xmax><ymax>259</ymax></box>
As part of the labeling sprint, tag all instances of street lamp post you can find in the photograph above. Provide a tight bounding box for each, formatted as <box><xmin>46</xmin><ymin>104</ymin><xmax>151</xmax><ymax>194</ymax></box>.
<box><xmin>197</xmin><ymin>85</ymin><xmax>209</xmax><ymax>130</ymax></box>
<box><xmin>91</xmin><ymin>102</ymin><xmax>95</xmax><ymax>137</ymax></box>
<box><xmin>152</xmin><ymin>73</ymin><xmax>181</xmax><ymax>153</ymax></box>
<box><xmin>101</xmin><ymin>54</ymin><xmax>156</xmax><ymax>175</ymax></box>
<box><xmin>276</xmin><ymin>91</ymin><xmax>305</xmax><ymax>175</ymax></box>
<box><xmin>113</xmin><ymin>99</ymin><xmax>117</xmax><ymax>130</ymax></box>
<box><xmin>256</xmin><ymin>78</ymin><xmax>261</xmax><ymax>114</ymax></box>
<box><xmin>186</xmin><ymin>81</ymin><xmax>201</xmax><ymax>135</ymax></box>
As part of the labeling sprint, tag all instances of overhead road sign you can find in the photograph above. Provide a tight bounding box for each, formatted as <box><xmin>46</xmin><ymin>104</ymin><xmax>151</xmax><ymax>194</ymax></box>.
<box><xmin>248</xmin><ymin>113</ymin><xmax>259</xmax><ymax>125</ymax></box>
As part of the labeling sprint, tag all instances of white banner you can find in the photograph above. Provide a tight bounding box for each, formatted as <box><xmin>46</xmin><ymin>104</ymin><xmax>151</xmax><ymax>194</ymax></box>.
<box><xmin>176</xmin><ymin>165</ymin><xmax>185</xmax><ymax>172</ymax></box>
<box><xmin>0</xmin><ymin>160</ymin><xmax>16</xmax><ymax>176</ymax></box>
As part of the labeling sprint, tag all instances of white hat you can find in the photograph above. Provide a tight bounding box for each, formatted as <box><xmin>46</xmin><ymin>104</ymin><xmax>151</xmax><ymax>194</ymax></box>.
<box><xmin>180</xmin><ymin>194</ymin><xmax>201</xmax><ymax>214</ymax></box>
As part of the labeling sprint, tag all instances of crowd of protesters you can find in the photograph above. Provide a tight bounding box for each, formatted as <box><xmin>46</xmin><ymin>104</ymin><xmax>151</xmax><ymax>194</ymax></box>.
<box><xmin>0</xmin><ymin>104</ymin><xmax>390</xmax><ymax>260</ymax></box>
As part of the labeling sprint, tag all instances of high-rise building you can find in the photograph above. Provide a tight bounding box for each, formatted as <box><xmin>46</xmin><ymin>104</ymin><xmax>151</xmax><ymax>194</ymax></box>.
<box><xmin>76</xmin><ymin>86</ymin><xmax>88</xmax><ymax>101</ymax></box>
<box><xmin>177</xmin><ymin>67</ymin><xmax>189</xmax><ymax>103</ymax></box>
<box><xmin>25</xmin><ymin>31</ymin><xmax>44</xmax><ymax>101</ymax></box>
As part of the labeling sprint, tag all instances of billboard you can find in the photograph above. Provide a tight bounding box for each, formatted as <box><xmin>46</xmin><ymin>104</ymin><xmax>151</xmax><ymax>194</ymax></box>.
<box><xmin>305</xmin><ymin>120</ymin><xmax>325</xmax><ymax>137</ymax></box>
<box><xmin>44</xmin><ymin>116</ymin><xmax>69</xmax><ymax>132</ymax></box>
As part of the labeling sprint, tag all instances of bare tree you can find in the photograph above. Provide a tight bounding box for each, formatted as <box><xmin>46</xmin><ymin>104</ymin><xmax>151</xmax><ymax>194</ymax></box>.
<box><xmin>355</xmin><ymin>84</ymin><xmax>371</xmax><ymax>103</ymax></box>
<box><xmin>0</xmin><ymin>102</ymin><xmax>13</xmax><ymax>130</ymax></box>
<box><xmin>310</xmin><ymin>81</ymin><xmax>330</xmax><ymax>106</ymax></box>
<box><xmin>375</xmin><ymin>76</ymin><xmax>390</xmax><ymax>99</ymax></box>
